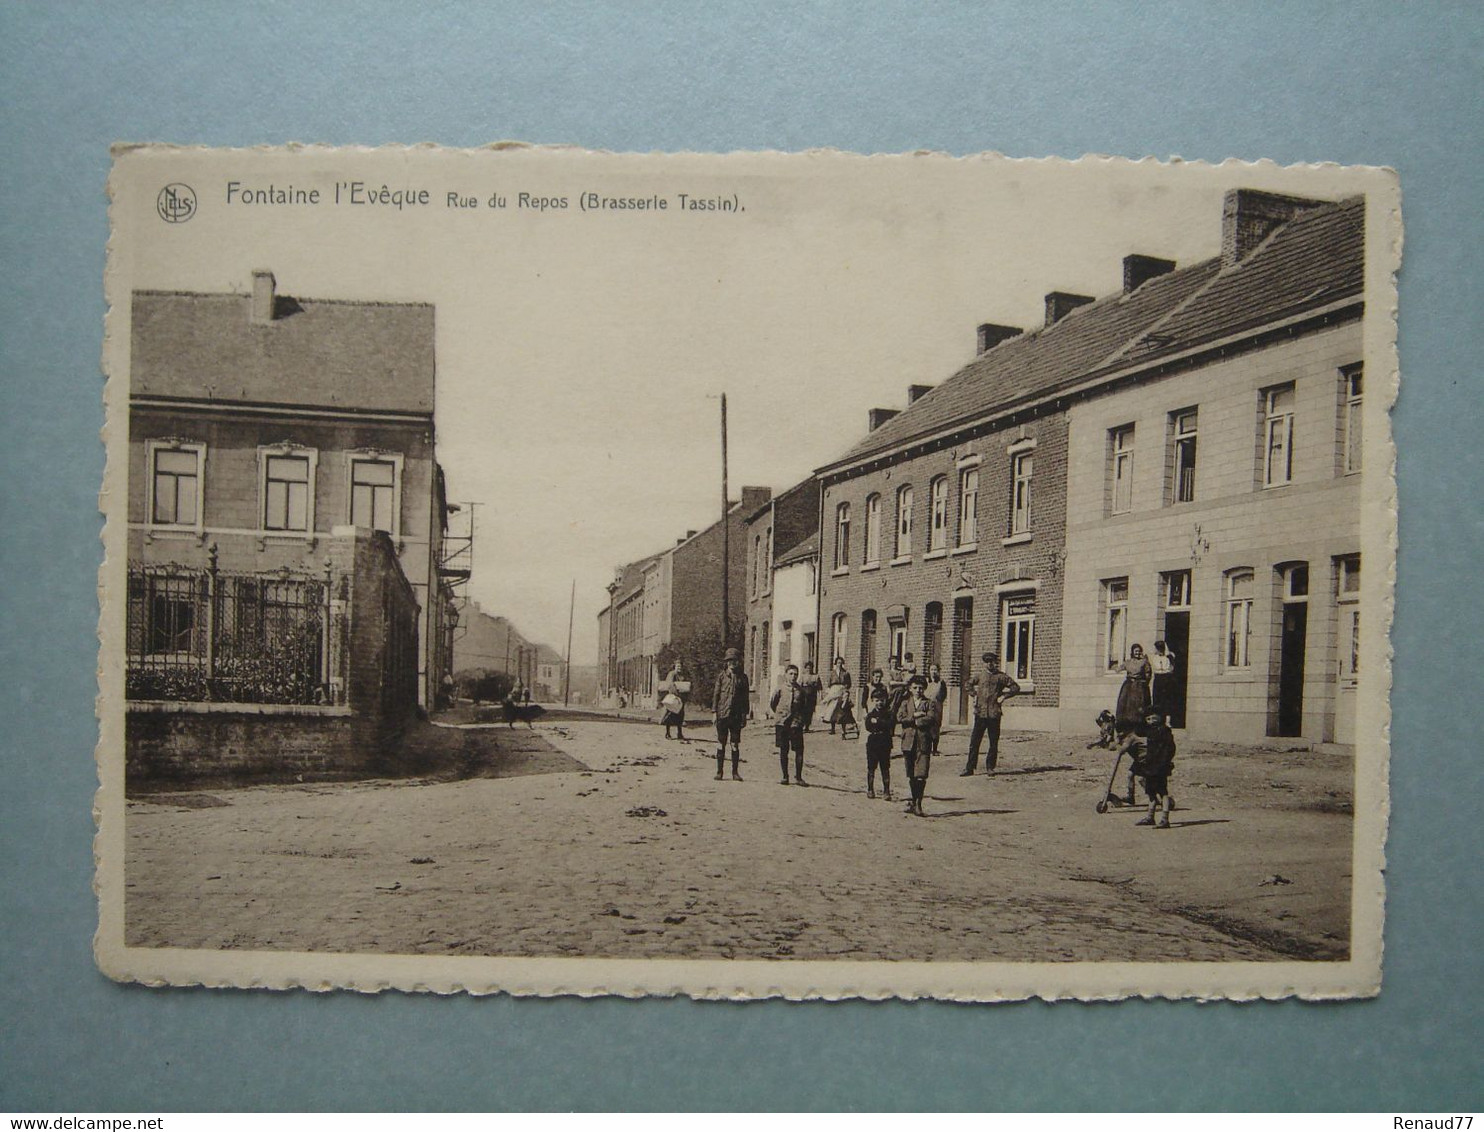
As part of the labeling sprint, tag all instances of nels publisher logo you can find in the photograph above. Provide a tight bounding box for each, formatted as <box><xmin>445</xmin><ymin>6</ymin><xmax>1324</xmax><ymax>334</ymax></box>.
<box><xmin>156</xmin><ymin>183</ymin><xmax>197</xmax><ymax>223</ymax></box>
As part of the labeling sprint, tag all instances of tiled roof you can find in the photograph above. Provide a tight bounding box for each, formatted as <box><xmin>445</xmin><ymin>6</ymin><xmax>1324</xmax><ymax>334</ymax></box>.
<box><xmin>776</xmin><ymin>531</ymin><xmax>819</xmax><ymax>565</ymax></box>
<box><xmin>131</xmin><ymin>290</ymin><xmax>436</xmax><ymax>414</ymax></box>
<box><xmin>823</xmin><ymin>196</ymin><xmax>1363</xmax><ymax>470</ymax></box>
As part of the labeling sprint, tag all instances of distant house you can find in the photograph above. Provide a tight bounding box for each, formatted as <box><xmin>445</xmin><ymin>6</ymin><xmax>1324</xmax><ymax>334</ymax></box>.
<box><xmin>600</xmin><ymin>487</ymin><xmax>771</xmax><ymax>706</ymax></box>
<box><xmin>744</xmin><ymin>477</ymin><xmax>822</xmax><ymax>705</ymax></box>
<box><xmin>125</xmin><ymin>271</ymin><xmax>458</xmax><ymax>779</ymax></box>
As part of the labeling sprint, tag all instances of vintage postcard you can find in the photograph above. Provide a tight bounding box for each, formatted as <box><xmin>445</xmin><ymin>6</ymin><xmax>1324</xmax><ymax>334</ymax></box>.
<box><xmin>97</xmin><ymin>146</ymin><xmax>1398</xmax><ymax>999</ymax></box>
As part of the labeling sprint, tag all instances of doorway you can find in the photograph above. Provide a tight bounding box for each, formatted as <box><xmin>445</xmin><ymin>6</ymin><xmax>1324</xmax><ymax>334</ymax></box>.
<box><xmin>1162</xmin><ymin>611</ymin><xmax>1190</xmax><ymax>729</ymax></box>
<box><xmin>953</xmin><ymin>596</ymin><xmax>974</xmax><ymax>724</ymax></box>
<box><xmin>1276</xmin><ymin>564</ymin><xmax>1309</xmax><ymax>737</ymax></box>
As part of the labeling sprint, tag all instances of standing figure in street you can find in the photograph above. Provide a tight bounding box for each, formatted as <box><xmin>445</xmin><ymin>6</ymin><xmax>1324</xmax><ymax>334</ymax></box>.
<box><xmin>711</xmin><ymin>647</ymin><xmax>751</xmax><ymax>782</ymax></box>
<box><xmin>826</xmin><ymin>656</ymin><xmax>854</xmax><ymax>737</ymax></box>
<box><xmin>1149</xmin><ymin>640</ymin><xmax>1176</xmax><ymax>717</ymax></box>
<box><xmin>863</xmin><ymin>686</ymin><xmax>893</xmax><ymax>800</ymax></box>
<box><xmin>798</xmin><ymin>661</ymin><xmax>823</xmax><ymax>732</ymax></box>
<box><xmin>1116</xmin><ymin>643</ymin><xmax>1152</xmax><ymax>736</ymax></box>
<box><xmin>770</xmin><ymin>663</ymin><xmax>809</xmax><ymax>786</ymax></box>
<box><xmin>961</xmin><ymin>651</ymin><xmax>1021</xmax><ymax>776</ymax></box>
<box><xmin>897</xmin><ymin>674</ymin><xmax>939</xmax><ymax>816</ymax></box>
<box><xmin>1115</xmin><ymin>709</ymin><xmax>1177</xmax><ymax>826</ymax></box>
<box><xmin>924</xmin><ymin>663</ymin><xmax>948</xmax><ymax>754</ymax></box>
<box><xmin>660</xmin><ymin>661</ymin><xmax>690</xmax><ymax>741</ymax></box>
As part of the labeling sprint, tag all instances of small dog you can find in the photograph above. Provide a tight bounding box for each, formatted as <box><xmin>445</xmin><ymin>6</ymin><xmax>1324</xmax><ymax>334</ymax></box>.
<box><xmin>1087</xmin><ymin>709</ymin><xmax>1118</xmax><ymax>749</ymax></box>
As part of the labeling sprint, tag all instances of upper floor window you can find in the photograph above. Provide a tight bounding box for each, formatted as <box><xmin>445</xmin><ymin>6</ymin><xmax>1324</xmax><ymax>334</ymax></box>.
<box><xmin>1171</xmin><ymin>409</ymin><xmax>1198</xmax><ymax>504</ymax></box>
<box><xmin>833</xmin><ymin>502</ymin><xmax>851</xmax><ymax>570</ymax></box>
<box><xmin>1224</xmin><ymin>569</ymin><xmax>1255</xmax><ymax>668</ymax></box>
<box><xmin>1110</xmin><ymin>425</ymin><xmax>1135</xmax><ymax>514</ymax></box>
<box><xmin>864</xmin><ymin>493</ymin><xmax>882</xmax><ymax>565</ymax></box>
<box><xmin>350</xmin><ymin>457</ymin><xmax>397</xmax><ymax>535</ymax></box>
<box><xmin>261</xmin><ymin>447</ymin><xmax>316</xmax><ymax>532</ymax></box>
<box><xmin>1262</xmin><ymin>384</ymin><xmax>1296</xmax><ymax>487</ymax></box>
<box><xmin>1010</xmin><ymin>451</ymin><xmax>1034</xmax><ymax>534</ymax></box>
<box><xmin>929</xmin><ymin>476</ymin><xmax>949</xmax><ymax>551</ymax></box>
<box><xmin>958</xmin><ymin>467</ymin><xmax>979</xmax><ymax>546</ymax></box>
<box><xmin>149</xmin><ymin>442</ymin><xmax>204</xmax><ymax>527</ymax></box>
<box><xmin>895</xmin><ymin>484</ymin><xmax>914</xmax><ymax>558</ymax></box>
<box><xmin>1342</xmin><ymin>364</ymin><xmax>1363</xmax><ymax>475</ymax></box>
<box><xmin>751</xmin><ymin>534</ymin><xmax>762</xmax><ymax>597</ymax></box>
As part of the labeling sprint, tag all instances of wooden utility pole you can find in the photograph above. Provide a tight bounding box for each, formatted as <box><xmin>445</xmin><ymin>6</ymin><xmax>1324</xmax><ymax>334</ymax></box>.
<box><xmin>720</xmin><ymin>391</ymin><xmax>730</xmax><ymax>651</ymax></box>
<box><xmin>563</xmin><ymin>578</ymin><xmax>575</xmax><ymax>706</ymax></box>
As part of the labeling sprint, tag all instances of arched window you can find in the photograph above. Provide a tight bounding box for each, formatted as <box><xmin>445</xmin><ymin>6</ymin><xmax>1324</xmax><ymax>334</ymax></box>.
<box><xmin>895</xmin><ymin>484</ymin><xmax>914</xmax><ymax>558</ymax></box>
<box><xmin>834</xmin><ymin>502</ymin><xmax>851</xmax><ymax>570</ymax></box>
<box><xmin>831</xmin><ymin>612</ymin><xmax>848</xmax><ymax>665</ymax></box>
<box><xmin>923</xmin><ymin>602</ymin><xmax>944</xmax><ymax>671</ymax></box>
<box><xmin>860</xmin><ymin>609</ymin><xmax>878</xmax><ymax>688</ymax></box>
<box><xmin>864</xmin><ymin>493</ymin><xmax>882</xmax><ymax>565</ymax></box>
<box><xmin>929</xmin><ymin>476</ymin><xmax>949</xmax><ymax>551</ymax></box>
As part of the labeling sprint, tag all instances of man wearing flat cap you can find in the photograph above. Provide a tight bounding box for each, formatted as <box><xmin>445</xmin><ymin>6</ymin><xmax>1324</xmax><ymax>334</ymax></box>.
<box><xmin>961</xmin><ymin>650</ymin><xmax>1020</xmax><ymax>776</ymax></box>
<box><xmin>711</xmin><ymin>646</ymin><xmax>751</xmax><ymax>781</ymax></box>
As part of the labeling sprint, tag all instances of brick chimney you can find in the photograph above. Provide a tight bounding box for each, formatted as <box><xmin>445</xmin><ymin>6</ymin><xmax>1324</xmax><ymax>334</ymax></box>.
<box><xmin>1221</xmin><ymin>189</ymin><xmax>1327</xmax><ymax>266</ymax></box>
<box><xmin>907</xmin><ymin>384</ymin><xmax>934</xmax><ymax>404</ymax></box>
<box><xmin>976</xmin><ymin>323</ymin><xmax>1021</xmax><ymax>355</ymax></box>
<box><xmin>1044</xmin><ymin>291</ymin><xmax>1094</xmax><ymax>327</ymax></box>
<box><xmin>868</xmin><ymin>407</ymin><xmax>900</xmax><ymax>432</ymax></box>
<box><xmin>1122</xmin><ymin>254</ymin><xmax>1176</xmax><ymax>294</ymax></box>
<box><xmin>738</xmin><ymin>486</ymin><xmax>771</xmax><ymax>514</ymax></box>
<box><xmin>250</xmin><ymin>270</ymin><xmax>276</xmax><ymax>324</ymax></box>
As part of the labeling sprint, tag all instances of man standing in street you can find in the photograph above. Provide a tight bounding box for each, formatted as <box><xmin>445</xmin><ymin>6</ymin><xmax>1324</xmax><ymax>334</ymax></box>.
<box><xmin>712</xmin><ymin>647</ymin><xmax>751</xmax><ymax>782</ymax></box>
<box><xmin>770</xmin><ymin>663</ymin><xmax>809</xmax><ymax>786</ymax></box>
<box><xmin>798</xmin><ymin>661</ymin><xmax>823</xmax><ymax>732</ymax></box>
<box><xmin>924</xmin><ymin>662</ymin><xmax>948</xmax><ymax>754</ymax></box>
<box><xmin>961</xmin><ymin>651</ymin><xmax>1021</xmax><ymax>776</ymax></box>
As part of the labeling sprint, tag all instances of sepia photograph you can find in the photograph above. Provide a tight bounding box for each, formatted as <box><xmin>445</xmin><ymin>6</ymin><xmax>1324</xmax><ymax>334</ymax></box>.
<box><xmin>96</xmin><ymin>146</ymin><xmax>1398</xmax><ymax>999</ymax></box>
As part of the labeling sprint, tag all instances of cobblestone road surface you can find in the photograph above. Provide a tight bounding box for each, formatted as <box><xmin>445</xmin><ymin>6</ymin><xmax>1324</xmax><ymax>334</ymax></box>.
<box><xmin>125</xmin><ymin>716</ymin><xmax>1353</xmax><ymax>962</ymax></box>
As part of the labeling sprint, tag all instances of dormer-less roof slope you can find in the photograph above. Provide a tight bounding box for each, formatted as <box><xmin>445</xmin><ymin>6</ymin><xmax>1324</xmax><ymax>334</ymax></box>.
<box><xmin>776</xmin><ymin>531</ymin><xmax>819</xmax><ymax>567</ymax></box>
<box><xmin>821</xmin><ymin>196</ymin><xmax>1363</xmax><ymax>472</ymax></box>
<box><xmin>131</xmin><ymin>290</ymin><xmax>436</xmax><ymax>415</ymax></box>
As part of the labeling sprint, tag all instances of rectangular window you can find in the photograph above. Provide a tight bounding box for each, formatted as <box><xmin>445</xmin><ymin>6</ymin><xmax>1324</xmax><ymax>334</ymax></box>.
<box><xmin>1104</xmin><ymin>578</ymin><xmax>1129</xmax><ymax>670</ymax></box>
<box><xmin>779</xmin><ymin>622</ymin><xmax>792</xmax><ymax>666</ymax></box>
<box><xmin>864</xmin><ymin>494</ymin><xmax>881</xmax><ymax>564</ymax></box>
<box><xmin>1263</xmin><ymin>384</ymin><xmax>1295</xmax><ymax>487</ymax></box>
<box><xmin>958</xmin><ymin>468</ymin><xmax>978</xmax><ymax>546</ymax></box>
<box><xmin>350</xmin><ymin>458</ymin><xmax>396</xmax><ymax>533</ymax></box>
<box><xmin>834</xmin><ymin>503</ymin><xmax>851</xmax><ymax>570</ymax></box>
<box><xmin>1001</xmin><ymin>592</ymin><xmax>1035</xmax><ymax>683</ymax></box>
<box><xmin>1342</xmin><ymin>365</ymin><xmax>1363</xmax><ymax>474</ymax></box>
<box><xmin>265</xmin><ymin>455</ymin><xmax>310</xmax><ymax>531</ymax></box>
<box><xmin>1225</xmin><ymin>569</ymin><xmax>1255</xmax><ymax>668</ymax></box>
<box><xmin>1010</xmin><ymin>452</ymin><xmax>1034</xmax><ymax>534</ymax></box>
<box><xmin>895</xmin><ymin>486</ymin><xmax>914</xmax><ymax>558</ymax></box>
<box><xmin>1337</xmin><ymin>555</ymin><xmax>1361</xmax><ymax>679</ymax></box>
<box><xmin>147</xmin><ymin>581</ymin><xmax>199</xmax><ymax>655</ymax></box>
<box><xmin>803</xmin><ymin>631</ymin><xmax>816</xmax><ymax>671</ymax></box>
<box><xmin>1171</xmin><ymin>409</ymin><xmax>1198</xmax><ymax>504</ymax></box>
<box><xmin>1164</xmin><ymin>570</ymin><xmax>1192</xmax><ymax>610</ymax></box>
<box><xmin>929</xmin><ymin>478</ymin><xmax>949</xmax><ymax>551</ymax></box>
<box><xmin>151</xmin><ymin>447</ymin><xmax>200</xmax><ymax>526</ymax></box>
<box><xmin>1110</xmin><ymin>425</ymin><xmax>1135</xmax><ymax>514</ymax></box>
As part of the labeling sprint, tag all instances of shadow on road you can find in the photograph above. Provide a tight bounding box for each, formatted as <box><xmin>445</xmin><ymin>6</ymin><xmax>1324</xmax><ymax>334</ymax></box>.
<box><xmin>925</xmin><ymin>807</ymin><xmax>1018</xmax><ymax>819</ymax></box>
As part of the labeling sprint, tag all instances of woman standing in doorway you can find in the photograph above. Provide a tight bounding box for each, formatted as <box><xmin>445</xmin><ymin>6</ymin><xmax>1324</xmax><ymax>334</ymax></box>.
<box><xmin>1116</xmin><ymin>643</ymin><xmax>1152</xmax><ymax>735</ymax></box>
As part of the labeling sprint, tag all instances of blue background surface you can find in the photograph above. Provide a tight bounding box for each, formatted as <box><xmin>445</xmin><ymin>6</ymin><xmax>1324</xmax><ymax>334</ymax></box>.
<box><xmin>2</xmin><ymin>1</ymin><xmax>1480</xmax><ymax>1112</ymax></box>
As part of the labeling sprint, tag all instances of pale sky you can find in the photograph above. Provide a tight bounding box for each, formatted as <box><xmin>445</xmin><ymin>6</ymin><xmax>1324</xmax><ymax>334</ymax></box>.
<box><xmin>112</xmin><ymin>148</ymin><xmax>1363</xmax><ymax>666</ymax></box>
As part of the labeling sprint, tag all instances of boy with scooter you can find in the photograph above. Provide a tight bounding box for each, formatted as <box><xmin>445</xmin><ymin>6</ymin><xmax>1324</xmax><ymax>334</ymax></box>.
<box><xmin>1115</xmin><ymin>709</ymin><xmax>1177</xmax><ymax>827</ymax></box>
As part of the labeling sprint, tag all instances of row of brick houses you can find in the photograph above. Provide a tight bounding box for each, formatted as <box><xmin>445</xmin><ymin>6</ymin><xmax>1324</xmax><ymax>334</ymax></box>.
<box><xmin>125</xmin><ymin>271</ymin><xmax>461</xmax><ymax>780</ymax></box>
<box><xmin>599</xmin><ymin>486</ymin><xmax>772</xmax><ymax>706</ymax></box>
<box><xmin>738</xmin><ymin>188</ymin><xmax>1364</xmax><ymax>746</ymax></box>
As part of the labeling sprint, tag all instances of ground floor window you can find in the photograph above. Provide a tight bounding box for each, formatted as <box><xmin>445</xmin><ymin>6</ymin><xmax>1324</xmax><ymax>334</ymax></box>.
<box><xmin>1224</xmin><ymin>568</ymin><xmax>1255</xmax><ymax>668</ymax></box>
<box><xmin>1000</xmin><ymin>592</ymin><xmax>1035</xmax><ymax>684</ymax></box>
<box><xmin>1104</xmin><ymin>578</ymin><xmax>1129</xmax><ymax>670</ymax></box>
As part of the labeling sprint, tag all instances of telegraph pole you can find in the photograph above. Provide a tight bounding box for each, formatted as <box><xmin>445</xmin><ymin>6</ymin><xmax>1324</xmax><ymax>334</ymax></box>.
<box><xmin>720</xmin><ymin>391</ymin><xmax>730</xmax><ymax>651</ymax></box>
<box><xmin>563</xmin><ymin>578</ymin><xmax>575</xmax><ymax>706</ymax></box>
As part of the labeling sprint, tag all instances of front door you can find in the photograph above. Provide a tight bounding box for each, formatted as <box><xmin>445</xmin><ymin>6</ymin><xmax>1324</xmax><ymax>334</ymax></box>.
<box><xmin>954</xmin><ymin>596</ymin><xmax>974</xmax><ymax>725</ymax></box>
<box><xmin>1277</xmin><ymin>602</ymin><xmax>1308</xmax><ymax>737</ymax></box>
<box><xmin>1163</xmin><ymin>611</ymin><xmax>1190</xmax><ymax>729</ymax></box>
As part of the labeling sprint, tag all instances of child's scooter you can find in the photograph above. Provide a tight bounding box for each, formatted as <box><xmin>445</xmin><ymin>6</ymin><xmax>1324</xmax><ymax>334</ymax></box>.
<box><xmin>1094</xmin><ymin>739</ymin><xmax>1135</xmax><ymax>813</ymax></box>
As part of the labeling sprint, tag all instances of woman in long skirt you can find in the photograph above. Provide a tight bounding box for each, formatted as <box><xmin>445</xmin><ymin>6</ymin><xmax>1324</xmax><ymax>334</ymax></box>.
<box><xmin>660</xmin><ymin>662</ymin><xmax>689</xmax><ymax>740</ymax></box>
<box><xmin>1115</xmin><ymin>643</ymin><xmax>1152</xmax><ymax>735</ymax></box>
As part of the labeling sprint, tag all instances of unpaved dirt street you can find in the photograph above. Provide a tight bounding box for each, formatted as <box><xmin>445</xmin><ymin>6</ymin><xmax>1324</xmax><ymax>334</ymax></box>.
<box><xmin>125</xmin><ymin>717</ymin><xmax>1353</xmax><ymax>962</ymax></box>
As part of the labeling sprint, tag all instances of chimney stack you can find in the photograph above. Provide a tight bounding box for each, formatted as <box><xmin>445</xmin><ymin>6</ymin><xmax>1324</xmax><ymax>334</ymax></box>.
<box><xmin>686</xmin><ymin>529</ymin><xmax>697</xmax><ymax>539</ymax></box>
<box><xmin>739</xmin><ymin>486</ymin><xmax>772</xmax><ymax>514</ymax></box>
<box><xmin>1122</xmin><ymin>254</ymin><xmax>1176</xmax><ymax>294</ymax></box>
<box><xmin>868</xmin><ymin>407</ymin><xmax>900</xmax><ymax>432</ymax></box>
<box><xmin>1221</xmin><ymin>189</ymin><xmax>1326</xmax><ymax>266</ymax></box>
<box><xmin>907</xmin><ymin>384</ymin><xmax>934</xmax><ymax>404</ymax></box>
<box><xmin>976</xmin><ymin>323</ymin><xmax>1021</xmax><ymax>355</ymax></box>
<box><xmin>250</xmin><ymin>270</ymin><xmax>277</xmax><ymax>324</ymax></box>
<box><xmin>1044</xmin><ymin>291</ymin><xmax>1094</xmax><ymax>327</ymax></box>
